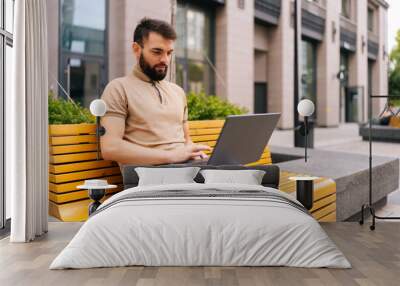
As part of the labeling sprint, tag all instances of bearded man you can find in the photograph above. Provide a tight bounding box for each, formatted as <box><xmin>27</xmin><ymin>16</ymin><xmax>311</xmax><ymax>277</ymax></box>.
<box><xmin>100</xmin><ymin>18</ymin><xmax>210</xmax><ymax>166</ymax></box>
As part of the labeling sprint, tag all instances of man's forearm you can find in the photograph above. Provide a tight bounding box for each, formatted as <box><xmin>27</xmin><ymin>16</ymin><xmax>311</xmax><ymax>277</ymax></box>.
<box><xmin>101</xmin><ymin>138</ymin><xmax>172</xmax><ymax>165</ymax></box>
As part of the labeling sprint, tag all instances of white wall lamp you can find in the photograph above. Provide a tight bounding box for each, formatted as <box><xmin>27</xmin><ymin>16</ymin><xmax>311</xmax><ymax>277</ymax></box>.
<box><xmin>362</xmin><ymin>35</ymin><xmax>366</xmax><ymax>53</ymax></box>
<box><xmin>383</xmin><ymin>45</ymin><xmax>387</xmax><ymax>60</ymax></box>
<box><xmin>297</xmin><ymin>99</ymin><xmax>315</xmax><ymax>162</ymax></box>
<box><xmin>331</xmin><ymin>21</ymin><xmax>337</xmax><ymax>43</ymax></box>
<box><xmin>89</xmin><ymin>99</ymin><xmax>107</xmax><ymax>160</ymax></box>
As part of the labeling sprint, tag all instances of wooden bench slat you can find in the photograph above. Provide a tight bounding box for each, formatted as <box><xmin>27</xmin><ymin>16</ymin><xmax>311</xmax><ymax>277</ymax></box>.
<box><xmin>188</xmin><ymin>120</ymin><xmax>225</xmax><ymax>128</ymax></box>
<box><xmin>49</xmin><ymin>175</ymin><xmax>123</xmax><ymax>193</ymax></box>
<box><xmin>312</xmin><ymin>203</ymin><xmax>336</xmax><ymax>220</ymax></box>
<box><xmin>313</xmin><ymin>179</ymin><xmax>336</xmax><ymax>201</ymax></box>
<box><xmin>310</xmin><ymin>194</ymin><xmax>336</xmax><ymax>213</ymax></box>
<box><xmin>389</xmin><ymin>116</ymin><xmax>400</xmax><ymax>128</ymax></box>
<box><xmin>49</xmin><ymin>123</ymin><xmax>96</xmax><ymax>136</ymax></box>
<box><xmin>50</xmin><ymin>143</ymin><xmax>98</xmax><ymax>155</ymax></box>
<box><xmin>50</xmin><ymin>135</ymin><xmax>97</xmax><ymax>146</ymax></box>
<box><xmin>246</xmin><ymin>158</ymin><xmax>272</xmax><ymax>166</ymax></box>
<box><xmin>49</xmin><ymin>187</ymin><xmax>122</xmax><ymax>204</ymax></box>
<box><xmin>49</xmin><ymin>167</ymin><xmax>121</xmax><ymax>184</ymax></box>
<box><xmin>189</xmin><ymin>128</ymin><xmax>222</xmax><ymax>136</ymax></box>
<box><xmin>318</xmin><ymin>211</ymin><xmax>337</xmax><ymax>222</ymax></box>
<box><xmin>49</xmin><ymin>160</ymin><xmax>117</xmax><ymax>174</ymax></box>
<box><xmin>279</xmin><ymin>177</ymin><xmax>334</xmax><ymax>192</ymax></box>
<box><xmin>195</xmin><ymin>141</ymin><xmax>217</xmax><ymax>147</ymax></box>
<box><xmin>190</xmin><ymin>134</ymin><xmax>220</xmax><ymax>142</ymax></box>
<box><xmin>50</xmin><ymin>152</ymin><xmax>101</xmax><ymax>164</ymax></box>
<box><xmin>49</xmin><ymin>196</ymin><xmax>112</xmax><ymax>222</ymax></box>
<box><xmin>279</xmin><ymin>185</ymin><xmax>296</xmax><ymax>193</ymax></box>
<box><xmin>280</xmin><ymin>179</ymin><xmax>336</xmax><ymax>200</ymax></box>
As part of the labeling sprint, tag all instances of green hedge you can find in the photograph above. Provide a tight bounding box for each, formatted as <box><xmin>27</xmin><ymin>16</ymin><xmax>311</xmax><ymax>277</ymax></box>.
<box><xmin>187</xmin><ymin>92</ymin><xmax>248</xmax><ymax>120</ymax></box>
<box><xmin>48</xmin><ymin>92</ymin><xmax>95</xmax><ymax>125</ymax></box>
<box><xmin>48</xmin><ymin>92</ymin><xmax>247</xmax><ymax>124</ymax></box>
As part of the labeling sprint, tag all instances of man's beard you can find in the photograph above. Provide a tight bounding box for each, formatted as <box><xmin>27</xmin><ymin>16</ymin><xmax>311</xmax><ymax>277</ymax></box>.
<box><xmin>139</xmin><ymin>53</ymin><xmax>168</xmax><ymax>81</ymax></box>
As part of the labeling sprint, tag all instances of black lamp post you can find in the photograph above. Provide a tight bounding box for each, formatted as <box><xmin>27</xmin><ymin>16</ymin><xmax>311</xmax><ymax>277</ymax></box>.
<box><xmin>293</xmin><ymin>0</ymin><xmax>301</xmax><ymax>147</ymax></box>
<box><xmin>89</xmin><ymin>99</ymin><xmax>107</xmax><ymax>160</ymax></box>
<box><xmin>297</xmin><ymin>99</ymin><xmax>315</xmax><ymax>162</ymax></box>
<box><xmin>337</xmin><ymin>66</ymin><xmax>347</xmax><ymax>123</ymax></box>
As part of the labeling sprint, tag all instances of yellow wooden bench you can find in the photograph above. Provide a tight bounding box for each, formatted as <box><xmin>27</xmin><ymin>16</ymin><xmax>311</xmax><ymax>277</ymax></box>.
<box><xmin>48</xmin><ymin>120</ymin><xmax>336</xmax><ymax>222</ymax></box>
<box><xmin>389</xmin><ymin>116</ymin><xmax>400</xmax><ymax>128</ymax></box>
<box><xmin>48</xmin><ymin>124</ymin><xmax>122</xmax><ymax>221</ymax></box>
<box><xmin>279</xmin><ymin>171</ymin><xmax>337</xmax><ymax>222</ymax></box>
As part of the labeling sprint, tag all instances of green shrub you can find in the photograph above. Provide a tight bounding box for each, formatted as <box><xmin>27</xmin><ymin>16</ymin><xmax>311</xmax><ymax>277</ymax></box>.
<box><xmin>187</xmin><ymin>92</ymin><xmax>248</xmax><ymax>120</ymax></box>
<box><xmin>48</xmin><ymin>92</ymin><xmax>95</xmax><ymax>124</ymax></box>
<box><xmin>48</xmin><ymin>91</ymin><xmax>247</xmax><ymax>124</ymax></box>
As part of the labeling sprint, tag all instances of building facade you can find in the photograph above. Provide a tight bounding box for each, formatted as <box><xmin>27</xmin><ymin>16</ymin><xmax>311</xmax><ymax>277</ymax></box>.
<box><xmin>47</xmin><ymin>0</ymin><xmax>389</xmax><ymax>128</ymax></box>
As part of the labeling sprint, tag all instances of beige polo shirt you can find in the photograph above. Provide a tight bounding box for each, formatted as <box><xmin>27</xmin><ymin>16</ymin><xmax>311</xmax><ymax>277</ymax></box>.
<box><xmin>101</xmin><ymin>65</ymin><xmax>188</xmax><ymax>151</ymax></box>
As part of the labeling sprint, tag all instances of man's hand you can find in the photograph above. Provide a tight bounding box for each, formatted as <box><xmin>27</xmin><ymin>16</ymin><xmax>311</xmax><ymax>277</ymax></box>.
<box><xmin>168</xmin><ymin>143</ymin><xmax>211</xmax><ymax>163</ymax></box>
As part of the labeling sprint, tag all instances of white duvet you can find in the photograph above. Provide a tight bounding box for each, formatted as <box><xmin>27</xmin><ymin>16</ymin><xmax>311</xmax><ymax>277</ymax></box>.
<box><xmin>50</xmin><ymin>183</ymin><xmax>351</xmax><ymax>269</ymax></box>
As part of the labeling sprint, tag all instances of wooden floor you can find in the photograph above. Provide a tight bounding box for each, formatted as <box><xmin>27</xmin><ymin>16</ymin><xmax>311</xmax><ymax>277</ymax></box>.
<box><xmin>1</xmin><ymin>222</ymin><xmax>400</xmax><ymax>286</ymax></box>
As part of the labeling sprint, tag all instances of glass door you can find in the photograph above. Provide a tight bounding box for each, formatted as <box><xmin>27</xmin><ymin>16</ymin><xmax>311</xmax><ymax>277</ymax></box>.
<box><xmin>59</xmin><ymin>0</ymin><xmax>107</xmax><ymax>107</ymax></box>
<box><xmin>60</xmin><ymin>54</ymin><xmax>106</xmax><ymax>107</ymax></box>
<box><xmin>340</xmin><ymin>51</ymin><xmax>350</xmax><ymax>122</ymax></box>
<box><xmin>301</xmin><ymin>39</ymin><xmax>317</xmax><ymax>119</ymax></box>
<box><xmin>175</xmin><ymin>1</ymin><xmax>215</xmax><ymax>95</ymax></box>
<box><xmin>254</xmin><ymin>82</ymin><xmax>267</xmax><ymax>113</ymax></box>
<box><xmin>345</xmin><ymin>87</ymin><xmax>359</xmax><ymax>122</ymax></box>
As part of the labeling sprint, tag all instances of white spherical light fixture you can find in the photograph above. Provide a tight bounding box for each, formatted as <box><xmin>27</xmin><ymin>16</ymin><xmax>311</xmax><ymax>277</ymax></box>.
<box><xmin>297</xmin><ymin>99</ymin><xmax>315</xmax><ymax>117</ymax></box>
<box><xmin>90</xmin><ymin>99</ymin><xmax>107</xmax><ymax>117</ymax></box>
<box><xmin>90</xmin><ymin>99</ymin><xmax>107</xmax><ymax>160</ymax></box>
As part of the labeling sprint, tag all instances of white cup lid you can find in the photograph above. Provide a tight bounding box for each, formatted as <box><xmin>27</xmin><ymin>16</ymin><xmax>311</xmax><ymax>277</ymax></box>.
<box><xmin>288</xmin><ymin>176</ymin><xmax>319</xmax><ymax>181</ymax></box>
<box><xmin>77</xmin><ymin>179</ymin><xmax>117</xmax><ymax>189</ymax></box>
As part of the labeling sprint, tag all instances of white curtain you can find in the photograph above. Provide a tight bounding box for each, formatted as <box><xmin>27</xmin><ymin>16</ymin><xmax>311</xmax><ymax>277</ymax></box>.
<box><xmin>7</xmin><ymin>0</ymin><xmax>49</xmax><ymax>242</ymax></box>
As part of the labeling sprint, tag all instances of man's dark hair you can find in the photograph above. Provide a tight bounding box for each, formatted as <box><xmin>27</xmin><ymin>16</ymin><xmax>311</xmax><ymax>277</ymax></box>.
<box><xmin>133</xmin><ymin>18</ymin><xmax>177</xmax><ymax>46</ymax></box>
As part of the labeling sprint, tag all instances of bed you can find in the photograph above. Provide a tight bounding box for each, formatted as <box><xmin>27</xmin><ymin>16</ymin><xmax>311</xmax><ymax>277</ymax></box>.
<box><xmin>50</xmin><ymin>164</ymin><xmax>350</xmax><ymax>269</ymax></box>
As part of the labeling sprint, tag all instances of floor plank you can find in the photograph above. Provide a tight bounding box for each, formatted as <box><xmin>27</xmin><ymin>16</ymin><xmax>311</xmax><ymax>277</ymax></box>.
<box><xmin>1</xmin><ymin>222</ymin><xmax>400</xmax><ymax>286</ymax></box>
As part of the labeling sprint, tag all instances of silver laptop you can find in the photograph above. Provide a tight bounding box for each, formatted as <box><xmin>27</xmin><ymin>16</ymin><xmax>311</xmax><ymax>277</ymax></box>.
<box><xmin>185</xmin><ymin>113</ymin><xmax>281</xmax><ymax>166</ymax></box>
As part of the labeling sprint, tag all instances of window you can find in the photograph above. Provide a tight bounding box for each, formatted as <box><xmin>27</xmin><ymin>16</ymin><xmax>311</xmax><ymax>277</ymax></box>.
<box><xmin>339</xmin><ymin>51</ymin><xmax>350</xmax><ymax>122</ymax></box>
<box><xmin>176</xmin><ymin>1</ymin><xmax>215</xmax><ymax>95</ymax></box>
<box><xmin>368</xmin><ymin>8</ymin><xmax>374</xmax><ymax>32</ymax></box>
<box><xmin>341</xmin><ymin>0</ymin><xmax>351</xmax><ymax>19</ymax></box>
<box><xmin>301</xmin><ymin>39</ymin><xmax>317</xmax><ymax>118</ymax></box>
<box><xmin>59</xmin><ymin>0</ymin><xmax>108</xmax><ymax>107</ymax></box>
<box><xmin>368</xmin><ymin>60</ymin><xmax>374</xmax><ymax>96</ymax></box>
<box><xmin>1</xmin><ymin>0</ymin><xmax>14</xmax><ymax>230</ymax></box>
<box><xmin>340</xmin><ymin>52</ymin><xmax>350</xmax><ymax>87</ymax></box>
<box><xmin>61</xmin><ymin>0</ymin><xmax>106</xmax><ymax>56</ymax></box>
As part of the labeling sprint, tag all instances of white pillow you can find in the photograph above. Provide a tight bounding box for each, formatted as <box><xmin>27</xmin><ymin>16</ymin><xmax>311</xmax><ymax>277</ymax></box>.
<box><xmin>135</xmin><ymin>167</ymin><xmax>201</xmax><ymax>186</ymax></box>
<box><xmin>200</xmin><ymin>169</ymin><xmax>266</xmax><ymax>185</ymax></box>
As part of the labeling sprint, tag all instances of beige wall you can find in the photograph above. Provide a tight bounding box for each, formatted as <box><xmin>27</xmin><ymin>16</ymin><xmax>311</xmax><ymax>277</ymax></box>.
<box><xmin>108</xmin><ymin>0</ymin><xmax>126</xmax><ymax>81</ymax></box>
<box><xmin>349</xmin><ymin>0</ymin><xmax>368</xmax><ymax>122</ymax></box>
<box><xmin>215</xmin><ymin>0</ymin><xmax>254</xmax><ymax>112</ymax></box>
<box><xmin>254</xmin><ymin>23</ymin><xmax>269</xmax><ymax>52</ymax></box>
<box><xmin>316</xmin><ymin>0</ymin><xmax>340</xmax><ymax>126</ymax></box>
<box><xmin>120</xmin><ymin>0</ymin><xmax>172</xmax><ymax>77</ymax></box>
<box><xmin>254</xmin><ymin>51</ymin><xmax>268</xmax><ymax>83</ymax></box>
<box><xmin>371</xmin><ymin>5</ymin><xmax>388</xmax><ymax>116</ymax></box>
<box><xmin>254</xmin><ymin>22</ymin><xmax>269</xmax><ymax>110</ymax></box>
<box><xmin>347</xmin><ymin>0</ymin><xmax>388</xmax><ymax>120</ymax></box>
<box><xmin>267</xmin><ymin>0</ymin><xmax>294</xmax><ymax>129</ymax></box>
<box><xmin>215</xmin><ymin>6</ymin><xmax>228</xmax><ymax>100</ymax></box>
